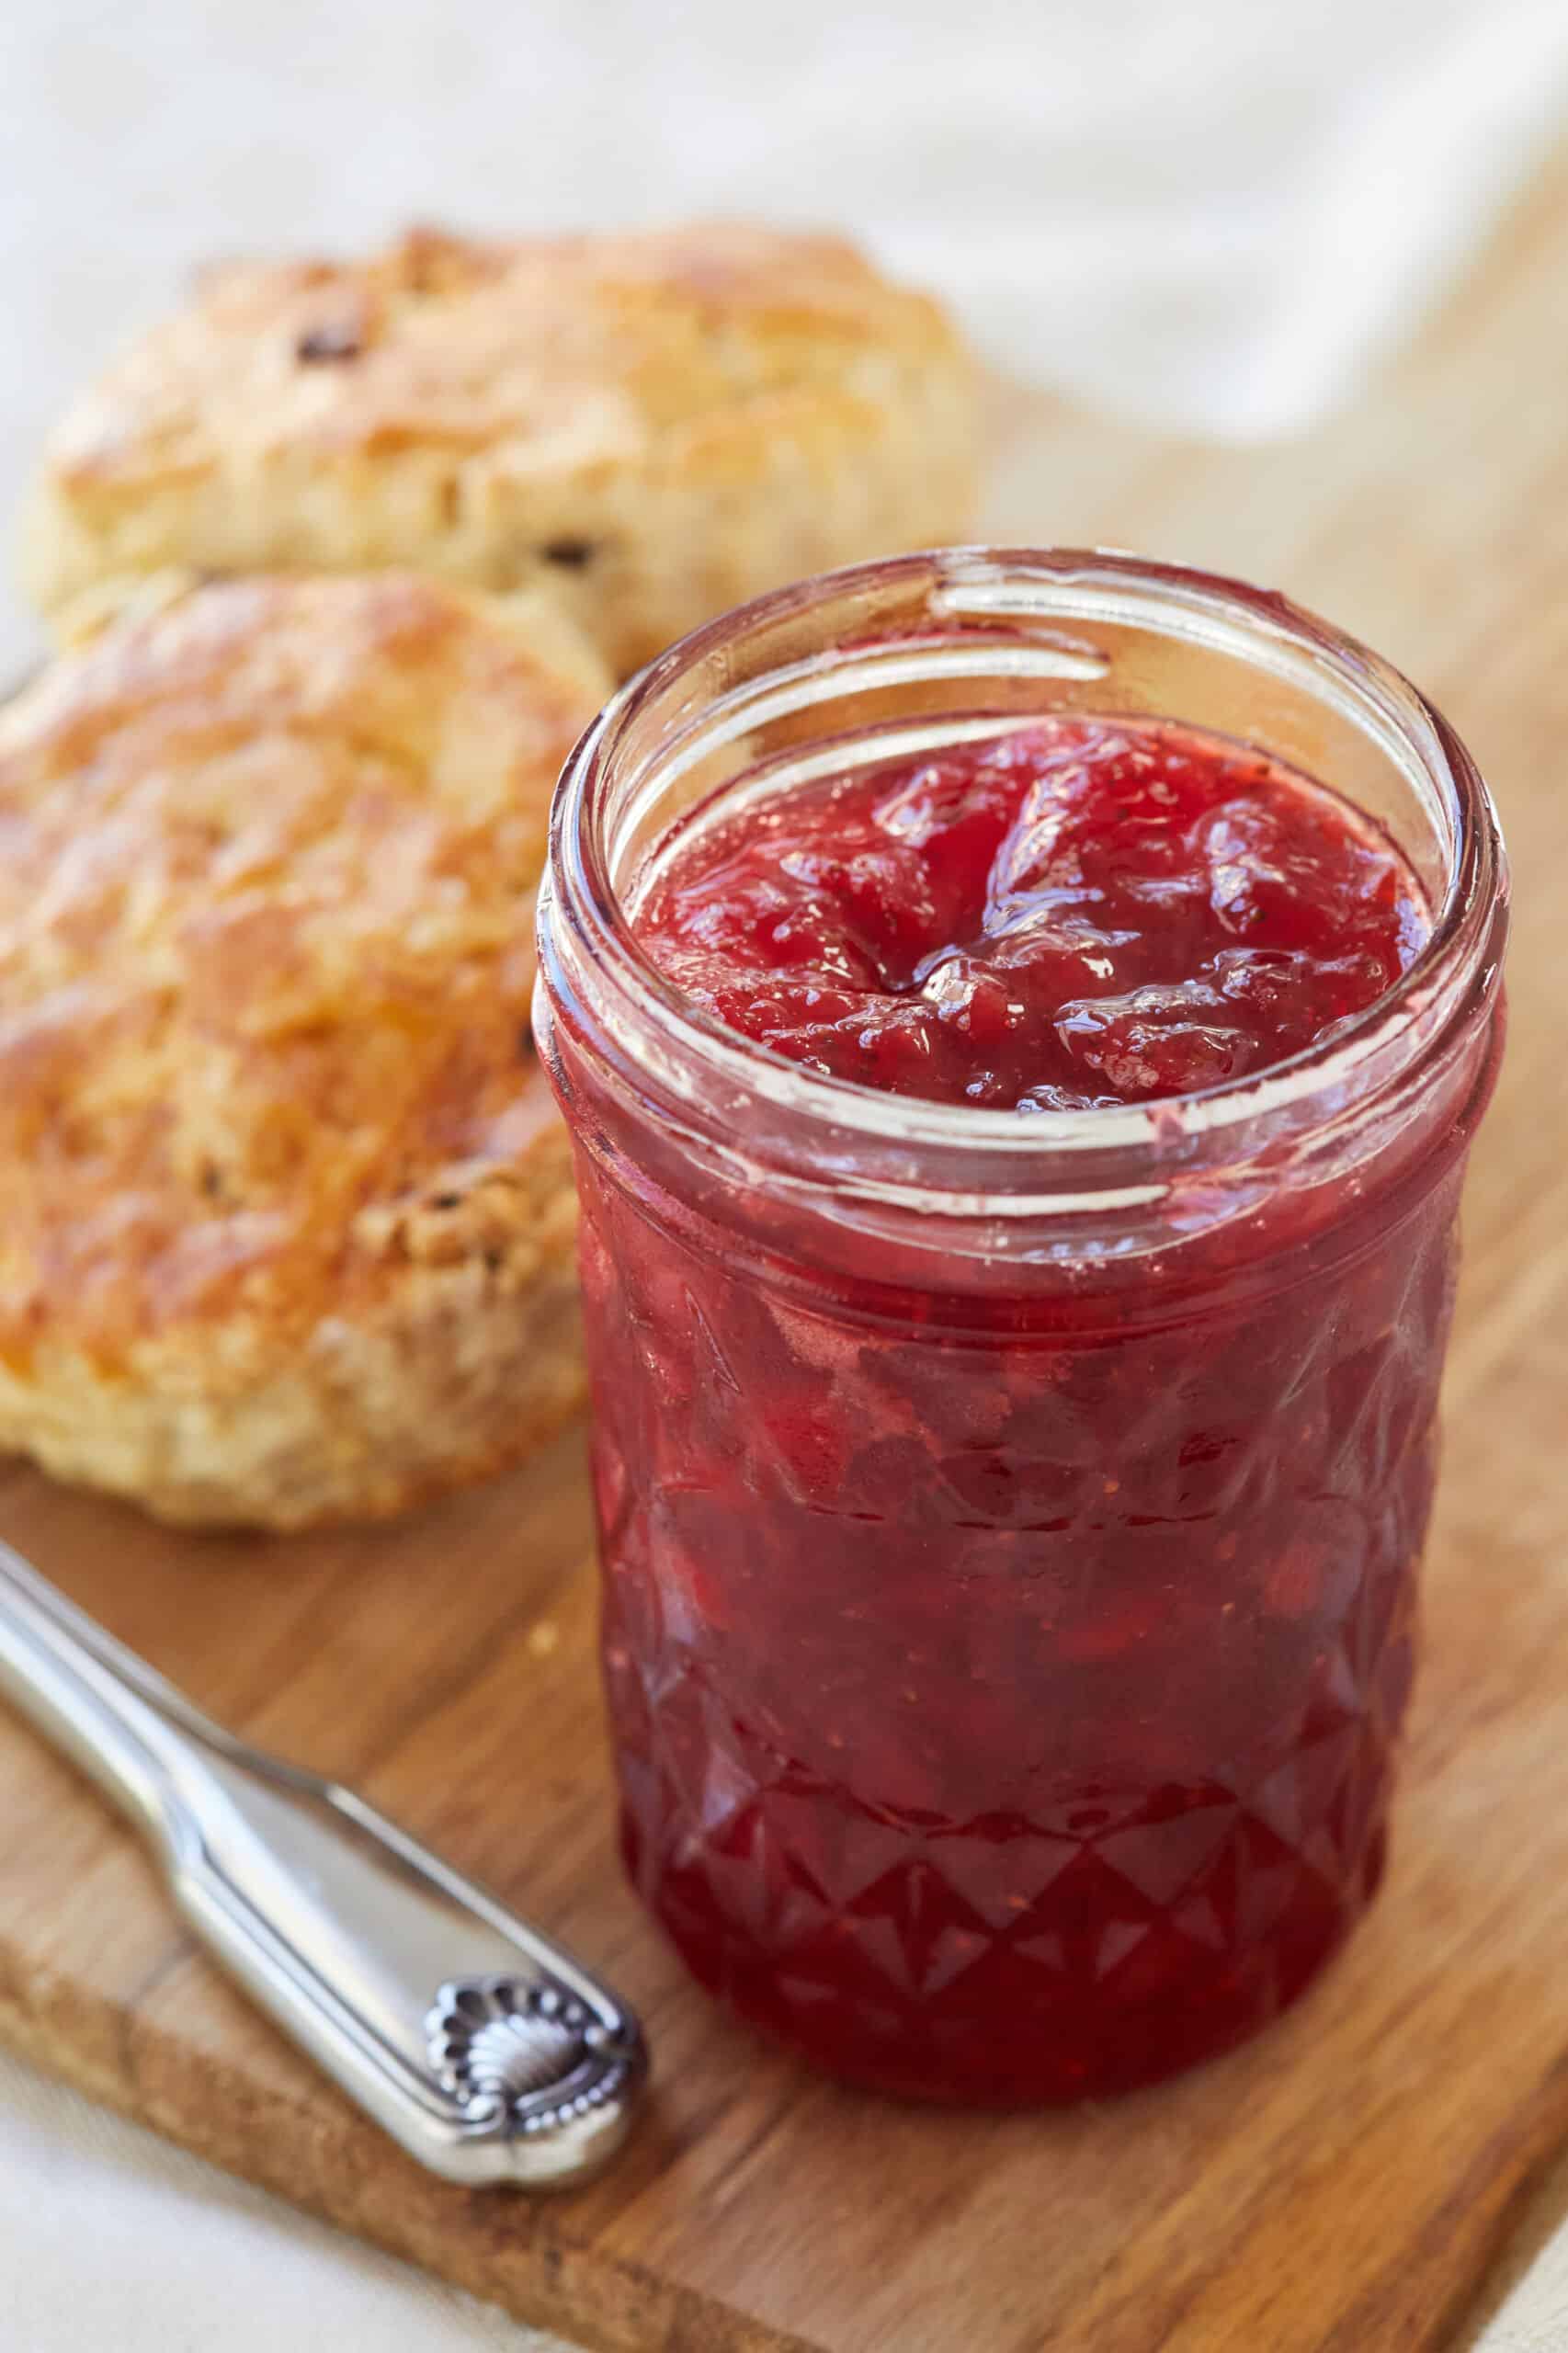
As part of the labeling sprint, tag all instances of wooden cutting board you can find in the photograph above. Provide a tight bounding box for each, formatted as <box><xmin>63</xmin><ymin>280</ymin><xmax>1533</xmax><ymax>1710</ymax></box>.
<box><xmin>4</xmin><ymin>145</ymin><xmax>1568</xmax><ymax>2353</ymax></box>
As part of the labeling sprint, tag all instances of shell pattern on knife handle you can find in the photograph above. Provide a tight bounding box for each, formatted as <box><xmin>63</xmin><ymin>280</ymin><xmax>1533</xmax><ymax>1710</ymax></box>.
<box><xmin>0</xmin><ymin>1534</ymin><xmax>646</xmax><ymax>2188</ymax></box>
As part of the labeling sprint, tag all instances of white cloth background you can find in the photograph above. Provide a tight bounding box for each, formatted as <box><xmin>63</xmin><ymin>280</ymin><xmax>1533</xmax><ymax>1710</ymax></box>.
<box><xmin>0</xmin><ymin>2047</ymin><xmax>570</xmax><ymax>2349</ymax></box>
<box><xmin>3</xmin><ymin>2</ymin><xmax>1568</xmax><ymax>2343</ymax></box>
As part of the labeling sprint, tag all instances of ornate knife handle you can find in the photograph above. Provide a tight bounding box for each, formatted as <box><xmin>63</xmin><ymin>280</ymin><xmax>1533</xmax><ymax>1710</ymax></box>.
<box><xmin>0</xmin><ymin>1535</ymin><xmax>645</xmax><ymax>2188</ymax></box>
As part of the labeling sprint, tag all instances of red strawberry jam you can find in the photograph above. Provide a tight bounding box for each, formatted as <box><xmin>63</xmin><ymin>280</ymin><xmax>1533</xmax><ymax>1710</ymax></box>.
<box><xmin>558</xmin><ymin>711</ymin><xmax>1486</xmax><ymax>2106</ymax></box>
<box><xmin>638</xmin><ymin>719</ymin><xmax>1426</xmax><ymax>1110</ymax></box>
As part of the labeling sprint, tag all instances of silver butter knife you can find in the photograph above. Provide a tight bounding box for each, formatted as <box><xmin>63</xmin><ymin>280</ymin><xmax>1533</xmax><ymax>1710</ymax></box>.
<box><xmin>0</xmin><ymin>1534</ymin><xmax>646</xmax><ymax>2188</ymax></box>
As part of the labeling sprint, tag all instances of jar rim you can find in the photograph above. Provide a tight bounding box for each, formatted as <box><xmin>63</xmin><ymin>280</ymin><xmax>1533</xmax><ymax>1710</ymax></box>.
<box><xmin>542</xmin><ymin>546</ymin><xmax>1506</xmax><ymax>1184</ymax></box>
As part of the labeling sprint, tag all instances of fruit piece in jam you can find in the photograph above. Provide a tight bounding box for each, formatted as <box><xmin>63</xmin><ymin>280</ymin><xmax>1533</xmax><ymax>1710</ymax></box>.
<box><xmin>576</xmin><ymin>717</ymin><xmax>1449</xmax><ymax>2104</ymax></box>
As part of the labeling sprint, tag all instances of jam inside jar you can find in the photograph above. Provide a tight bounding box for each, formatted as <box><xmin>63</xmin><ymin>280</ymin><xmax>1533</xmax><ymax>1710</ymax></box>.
<box><xmin>536</xmin><ymin>550</ymin><xmax>1507</xmax><ymax>2106</ymax></box>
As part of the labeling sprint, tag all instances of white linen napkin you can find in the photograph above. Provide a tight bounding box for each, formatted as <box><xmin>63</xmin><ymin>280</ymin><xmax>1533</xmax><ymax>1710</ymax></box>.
<box><xmin>0</xmin><ymin>2046</ymin><xmax>569</xmax><ymax>2350</ymax></box>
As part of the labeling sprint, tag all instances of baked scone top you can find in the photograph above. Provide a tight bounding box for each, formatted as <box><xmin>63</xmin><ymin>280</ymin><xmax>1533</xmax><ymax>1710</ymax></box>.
<box><xmin>0</xmin><ymin>571</ymin><xmax>608</xmax><ymax>1381</ymax></box>
<box><xmin>20</xmin><ymin>223</ymin><xmax>979</xmax><ymax>672</ymax></box>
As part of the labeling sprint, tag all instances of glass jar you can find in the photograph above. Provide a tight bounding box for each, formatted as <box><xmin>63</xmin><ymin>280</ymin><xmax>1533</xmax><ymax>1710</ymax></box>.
<box><xmin>534</xmin><ymin>549</ymin><xmax>1507</xmax><ymax>2106</ymax></box>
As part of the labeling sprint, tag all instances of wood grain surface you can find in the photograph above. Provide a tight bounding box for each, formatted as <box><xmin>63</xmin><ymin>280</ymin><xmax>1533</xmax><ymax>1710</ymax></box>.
<box><xmin>3</xmin><ymin>145</ymin><xmax>1567</xmax><ymax>2353</ymax></box>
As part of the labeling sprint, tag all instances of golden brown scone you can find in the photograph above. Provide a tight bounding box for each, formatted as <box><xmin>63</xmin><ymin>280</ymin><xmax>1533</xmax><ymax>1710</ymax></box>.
<box><xmin>19</xmin><ymin>223</ymin><xmax>979</xmax><ymax>676</ymax></box>
<box><xmin>0</xmin><ymin>571</ymin><xmax>611</xmax><ymax>1529</ymax></box>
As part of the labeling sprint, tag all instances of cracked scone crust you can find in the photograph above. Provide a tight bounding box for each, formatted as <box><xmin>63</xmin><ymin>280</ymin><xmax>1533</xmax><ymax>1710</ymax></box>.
<box><xmin>21</xmin><ymin>222</ymin><xmax>979</xmax><ymax>676</ymax></box>
<box><xmin>0</xmin><ymin>572</ymin><xmax>611</xmax><ymax>1528</ymax></box>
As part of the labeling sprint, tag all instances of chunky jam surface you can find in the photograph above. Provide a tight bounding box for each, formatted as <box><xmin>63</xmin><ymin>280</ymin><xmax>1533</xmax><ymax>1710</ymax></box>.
<box><xmin>572</xmin><ymin>720</ymin><xmax>1460</xmax><ymax>2106</ymax></box>
<box><xmin>638</xmin><ymin>719</ymin><xmax>1426</xmax><ymax>1109</ymax></box>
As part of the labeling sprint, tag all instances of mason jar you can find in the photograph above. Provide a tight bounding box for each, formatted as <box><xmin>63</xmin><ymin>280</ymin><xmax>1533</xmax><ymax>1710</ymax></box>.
<box><xmin>534</xmin><ymin>548</ymin><xmax>1507</xmax><ymax>2105</ymax></box>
